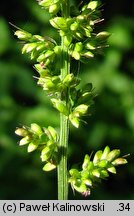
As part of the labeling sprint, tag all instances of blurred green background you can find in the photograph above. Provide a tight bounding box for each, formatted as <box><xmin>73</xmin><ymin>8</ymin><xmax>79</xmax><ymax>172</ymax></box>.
<box><xmin>0</xmin><ymin>0</ymin><xmax>134</xmax><ymax>199</ymax></box>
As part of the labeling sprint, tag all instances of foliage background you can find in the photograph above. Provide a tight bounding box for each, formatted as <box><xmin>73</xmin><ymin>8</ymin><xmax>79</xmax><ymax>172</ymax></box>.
<box><xmin>0</xmin><ymin>0</ymin><xmax>134</xmax><ymax>199</ymax></box>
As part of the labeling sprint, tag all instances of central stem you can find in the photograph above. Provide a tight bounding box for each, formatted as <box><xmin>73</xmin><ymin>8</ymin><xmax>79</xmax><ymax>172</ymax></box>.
<box><xmin>58</xmin><ymin>0</ymin><xmax>70</xmax><ymax>200</ymax></box>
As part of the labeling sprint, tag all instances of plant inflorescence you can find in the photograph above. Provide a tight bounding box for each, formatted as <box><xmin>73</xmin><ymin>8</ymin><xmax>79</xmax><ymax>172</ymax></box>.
<box><xmin>15</xmin><ymin>0</ymin><xmax>128</xmax><ymax>199</ymax></box>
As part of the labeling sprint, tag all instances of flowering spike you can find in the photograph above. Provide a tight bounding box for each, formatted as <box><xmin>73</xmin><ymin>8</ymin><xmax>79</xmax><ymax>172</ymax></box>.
<box><xmin>14</xmin><ymin>0</ymin><xmax>128</xmax><ymax>199</ymax></box>
<box><xmin>69</xmin><ymin>146</ymin><xmax>128</xmax><ymax>196</ymax></box>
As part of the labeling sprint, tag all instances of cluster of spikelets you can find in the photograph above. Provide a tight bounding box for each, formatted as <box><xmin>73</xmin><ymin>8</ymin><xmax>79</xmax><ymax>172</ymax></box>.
<box><xmin>69</xmin><ymin>146</ymin><xmax>127</xmax><ymax>196</ymax></box>
<box><xmin>15</xmin><ymin>122</ymin><xmax>128</xmax><ymax>194</ymax></box>
<box><xmin>15</xmin><ymin>123</ymin><xmax>58</xmax><ymax>171</ymax></box>
<box><xmin>14</xmin><ymin>1</ymin><xmax>109</xmax><ymax>128</ymax></box>
<box><xmin>14</xmin><ymin>28</ymin><xmax>96</xmax><ymax>128</ymax></box>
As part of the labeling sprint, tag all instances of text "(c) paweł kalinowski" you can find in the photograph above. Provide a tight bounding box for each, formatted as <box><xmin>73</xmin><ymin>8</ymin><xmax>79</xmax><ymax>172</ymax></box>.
<box><xmin>19</xmin><ymin>202</ymin><xmax>104</xmax><ymax>212</ymax></box>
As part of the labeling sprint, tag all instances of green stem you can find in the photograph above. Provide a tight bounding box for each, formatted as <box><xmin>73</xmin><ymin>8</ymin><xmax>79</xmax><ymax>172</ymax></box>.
<box><xmin>58</xmin><ymin>0</ymin><xmax>70</xmax><ymax>200</ymax></box>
